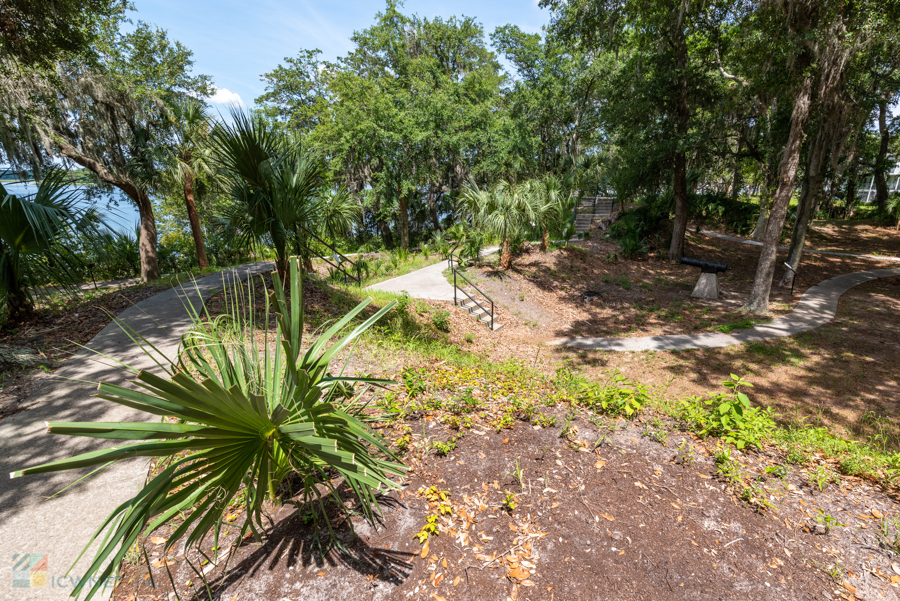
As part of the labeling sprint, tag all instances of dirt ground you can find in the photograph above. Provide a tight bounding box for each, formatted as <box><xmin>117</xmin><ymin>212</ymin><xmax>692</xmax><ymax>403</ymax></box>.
<box><xmin>805</xmin><ymin>221</ymin><xmax>900</xmax><ymax>257</ymax></box>
<box><xmin>113</xmin><ymin>412</ymin><xmax>900</xmax><ymax>601</ymax></box>
<box><xmin>456</xmin><ymin>229</ymin><xmax>898</xmax><ymax>341</ymax></box>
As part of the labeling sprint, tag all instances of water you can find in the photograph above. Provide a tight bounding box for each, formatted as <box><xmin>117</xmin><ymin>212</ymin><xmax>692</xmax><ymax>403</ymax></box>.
<box><xmin>1</xmin><ymin>180</ymin><xmax>141</xmax><ymax>234</ymax></box>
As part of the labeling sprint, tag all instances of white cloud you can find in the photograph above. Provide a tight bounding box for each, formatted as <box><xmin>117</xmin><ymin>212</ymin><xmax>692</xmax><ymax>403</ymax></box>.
<box><xmin>208</xmin><ymin>87</ymin><xmax>245</xmax><ymax>108</ymax></box>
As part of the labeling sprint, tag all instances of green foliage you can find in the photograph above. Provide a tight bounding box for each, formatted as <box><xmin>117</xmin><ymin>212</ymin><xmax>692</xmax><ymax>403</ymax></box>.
<box><xmin>430</xmin><ymin>309</ymin><xmax>451</xmax><ymax>332</ymax></box>
<box><xmin>678</xmin><ymin>375</ymin><xmax>774</xmax><ymax>450</ymax></box>
<box><xmin>533</xmin><ymin>412</ymin><xmax>558</xmax><ymax>428</ymax></box>
<box><xmin>502</xmin><ymin>491</ymin><xmax>517</xmax><ymax>512</ymax></box>
<box><xmin>814</xmin><ymin>510</ymin><xmax>846</xmax><ymax>534</ymax></box>
<box><xmin>576</xmin><ymin>372</ymin><xmax>647</xmax><ymax>418</ymax></box>
<box><xmin>11</xmin><ymin>258</ymin><xmax>404</xmax><ymax>600</ymax></box>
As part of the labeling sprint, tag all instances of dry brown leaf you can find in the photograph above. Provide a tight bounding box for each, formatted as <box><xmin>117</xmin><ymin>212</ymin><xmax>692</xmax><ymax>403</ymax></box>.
<box><xmin>892</xmin><ymin>563</ymin><xmax>900</xmax><ymax>576</ymax></box>
<box><xmin>433</xmin><ymin>573</ymin><xmax>444</xmax><ymax>586</ymax></box>
<box><xmin>872</xmin><ymin>509</ymin><xmax>884</xmax><ymax>519</ymax></box>
<box><xmin>149</xmin><ymin>537</ymin><xmax>167</xmax><ymax>545</ymax></box>
<box><xmin>316</xmin><ymin>571</ymin><xmax>326</xmax><ymax>576</ymax></box>
<box><xmin>594</xmin><ymin>460</ymin><xmax>606</xmax><ymax>471</ymax></box>
<box><xmin>421</xmin><ymin>540</ymin><xmax>430</xmax><ymax>559</ymax></box>
<box><xmin>600</xmin><ymin>514</ymin><xmax>614</xmax><ymax>521</ymax></box>
<box><xmin>697</xmin><ymin>474</ymin><xmax>710</xmax><ymax>479</ymax></box>
<box><xmin>453</xmin><ymin>576</ymin><xmax>461</xmax><ymax>586</ymax></box>
<box><xmin>442</xmin><ymin>558</ymin><xmax>448</xmax><ymax>568</ymax></box>
<box><xmin>502</xmin><ymin>438</ymin><xmax>509</xmax><ymax>444</ymax></box>
<box><xmin>432</xmin><ymin>595</ymin><xmax>447</xmax><ymax>601</ymax></box>
<box><xmin>843</xmin><ymin>581</ymin><xmax>857</xmax><ymax>595</ymax></box>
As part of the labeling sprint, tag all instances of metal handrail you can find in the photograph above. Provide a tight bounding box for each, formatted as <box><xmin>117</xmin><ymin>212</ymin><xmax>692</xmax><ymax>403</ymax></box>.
<box><xmin>296</xmin><ymin>224</ymin><xmax>361</xmax><ymax>285</ymax></box>
<box><xmin>447</xmin><ymin>251</ymin><xmax>495</xmax><ymax>330</ymax></box>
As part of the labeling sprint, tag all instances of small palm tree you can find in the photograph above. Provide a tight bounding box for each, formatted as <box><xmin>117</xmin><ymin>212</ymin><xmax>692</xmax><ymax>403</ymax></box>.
<box><xmin>212</xmin><ymin>109</ymin><xmax>323</xmax><ymax>278</ymax></box>
<box><xmin>472</xmin><ymin>179</ymin><xmax>534</xmax><ymax>270</ymax></box>
<box><xmin>12</xmin><ymin>258</ymin><xmax>404</xmax><ymax>600</ymax></box>
<box><xmin>0</xmin><ymin>169</ymin><xmax>99</xmax><ymax>322</ymax></box>
<box><xmin>162</xmin><ymin>98</ymin><xmax>216</xmax><ymax>269</ymax></box>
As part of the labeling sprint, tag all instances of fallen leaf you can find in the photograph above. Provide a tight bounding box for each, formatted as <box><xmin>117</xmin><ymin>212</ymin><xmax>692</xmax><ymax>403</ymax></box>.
<box><xmin>618</xmin><ymin>550</ymin><xmax>625</xmax><ymax>555</ymax></box>
<box><xmin>600</xmin><ymin>514</ymin><xmax>615</xmax><ymax>521</ymax></box>
<box><xmin>594</xmin><ymin>460</ymin><xmax>606</xmax><ymax>471</ymax></box>
<box><xmin>843</xmin><ymin>581</ymin><xmax>857</xmax><ymax>595</ymax></box>
<box><xmin>671</xmin><ymin>503</ymin><xmax>680</xmax><ymax>509</ymax></box>
<box><xmin>509</xmin><ymin>566</ymin><xmax>530</xmax><ymax>580</ymax></box>
<box><xmin>421</xmin><ymin>540</ymin><xmax>430</xmax><ymax>559</ymax></box>
<box><xmin>432</xmin><ymin>595</ymin><xmax>447</xmax><ymax>601</ymax></box>
<box><xmin>634</xmin><ymin>481</ymin><xmax>648</xmax><ymax>490</ymax></box>
<box><xmin>317</xmin><ymin>571</ymin><xmax>326</xmax><ymax>577</ymax></box>
<box><xmin>442</xmin><ymin>558</ymin><xmax>448</xmax><ymax>568</ymax></box>
<box><xmin>691</xmin><ymin>540</ymin><xmax>699</xmax><ymax>547</ymax></box>
<box><xmin>150</xmin><ymin>537</ymin><xmax>167</xmax><ymax>545</ymax></box>
<box><xmin>891</xmin><ymin>576</ymin><xmax>900</xmax><ymax>584</ymax></box>
<box><xmin>453</xmin><ymin>576</ymin><xmax>461</xmax><ymax>586</ymax></box>
<box><xmin>502</xmin><ymin>438</ymin><xmax>509</xmax><ymax>444</ymax></box>
<box><xmin>697</xmin><ymin>474</ymin><xmax>710</xmax><ymax>479</ymax></box>
<box><xmin>433</xmin><ymin>573</ymin><xmax>444</xmax><ymax>586</ymax></box>
<box><xmin>150</xmin><ymin>558</ymin><xmax>175</xmax><ymax>568</ymax></box>
<box><xmin>892</xmin><ymin>563</ymin><xmax>900</xmax><ymax>576</ymax></box>
<box><xmin>872</xmin><ymin>509</ymin><xmax>884</xmax><ymax>519</ymax></box>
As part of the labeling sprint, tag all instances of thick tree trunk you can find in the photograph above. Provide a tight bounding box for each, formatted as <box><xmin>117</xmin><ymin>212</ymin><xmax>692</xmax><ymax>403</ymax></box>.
<box><xmin>541</xmin><ymin>227</ymin><xmax>550</xmax><ymax>252</ymax></box>
<box><xmin>731</xmin><ymin>140</ymin><xmax>742</xmax><ymax>200</ymax></box>
<box><xmin>743</xmin><ymin>76</ymin><xmax>813</xmax><ymax>314</ymax></box>
<box><xmin>182</xmin><ymin>172</ymin><xmax>209</xmax><ymax>269</ymax></box>
<box><xmin>398</xmin><ymin>194</ymin><xmax>410</xmax><ymax>250</ymax></box>
<box><xmin>669</xmin><ymin>151</ymin><xmax>689</xmax><ymax>263</ymax></box>
<box><xmin>780</xmin><ymin>130</ymin><xmax>828</xmax><ymax>288</ymax></box>
<box><xmin>136</xmin><ymin>193</ymin><xmax>160</xmax><ymax>281</ymax></box>
<box><xmin>1</xmin><ymin>240</ymin><xmax>32</xmax><ymax>323</ymax></box>
<box><xmin>499</xmin><ymin>238</ymin><xmax>512</xmax><ymax>270</ymax></box>
<box><xmin>874</xmin><ymin>101</ymin><xmax>890</xmax><ymax>214</ymax></box>
<box><xmin>50</xmin><ymin>134</ymin><xmax>160</xmax><ymax>280</ymax></box>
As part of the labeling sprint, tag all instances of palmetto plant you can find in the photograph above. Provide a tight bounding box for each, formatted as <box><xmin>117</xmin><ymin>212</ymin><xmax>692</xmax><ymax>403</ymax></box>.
<box><xmin>530</xmin><ymin>174</ymin><xmax>568</xmax><ymax>251</ymax></box>
<box><xmin>0</xmin><ymin>168</ymin><xmax>100</xmax><ymax>322</ymax></box>
<box><xmin>467</xmin><ymin>178</ymin><xmax>534</xmax><ymax>270</ymax></box>
<box><xmin>11</xmin><ymin>258</ymin><xmax>405</xmax><ymax>600</ymax></box>
<box><xmin>213</xmin><ymin>109</ymin><xmax>360</xmax><ymax>277</ymax></box>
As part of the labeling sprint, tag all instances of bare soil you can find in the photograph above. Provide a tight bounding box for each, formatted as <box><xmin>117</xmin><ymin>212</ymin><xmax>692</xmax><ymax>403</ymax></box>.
<box><xmin>113</xmin><ymin>413</ymin><xmax>900</xmax><ymax>601</ymax></box>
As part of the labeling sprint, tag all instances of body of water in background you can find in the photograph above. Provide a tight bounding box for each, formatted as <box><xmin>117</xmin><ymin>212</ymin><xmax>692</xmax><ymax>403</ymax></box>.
<box><xmin>2</xmin><ymin>180</ymin><xmax>141</xmax><ymax>234</ymax></box>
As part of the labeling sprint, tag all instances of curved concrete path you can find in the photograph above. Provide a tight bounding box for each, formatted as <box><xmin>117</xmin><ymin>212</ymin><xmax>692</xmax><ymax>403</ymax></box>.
<box><xmin>0</xmin><ymin>262</ymin><xmax>272</xmax><ymax>601</ymax></box>
<box><xmin>367</xmin><ymin>247</ymin><xmax>498</xmax><ymax>301</ymax></box>
<box><xmin>553</xmin><ymin>266</ymin><xmax>900</xmax><ymax>351</ymax></box>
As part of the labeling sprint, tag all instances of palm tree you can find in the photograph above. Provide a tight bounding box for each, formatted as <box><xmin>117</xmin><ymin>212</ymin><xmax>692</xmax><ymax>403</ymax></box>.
<box><xmin>162</xmin><ymin>98</ymin><xmax>215</xmax><ymax>269</ymax></box>
<box><xmin>530</xmin><ymin>174</ymin><xmax>567</xmax><ymax>251</ymax></box>
<box><xmin>0</xmin><ymin>169</ymin><xmax>99</xmax><ymax>322</ymax></box>
<box><xmin>467</xmin><ymin>178</ymin><xmax>534</xmax><ymax>270</ymax></box>
<box><xmin>211</xmin><ymin>109</ymin><xmax>325</xmax><ymax>279</ymax></box>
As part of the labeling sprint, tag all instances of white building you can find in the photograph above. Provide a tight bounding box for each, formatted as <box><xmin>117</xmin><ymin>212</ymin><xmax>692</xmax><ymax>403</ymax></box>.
<box><xmin>857</xmin><ymin>160</ymin><xmax>900</xmax><ymax>202</ymax></box>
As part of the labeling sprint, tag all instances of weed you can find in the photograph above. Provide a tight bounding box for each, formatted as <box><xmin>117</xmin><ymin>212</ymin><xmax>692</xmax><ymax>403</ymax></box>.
<box><xmin>814</xmin><ymin>509</ymin><xmax>846</xmax><ymax>534</ymax></box>
<box><xmin>494</xmin><ymin>409</ymin><xmax>515</xmax><ymax>432</ymax></box>
<box><xmin>677</xmin><ymin>440</ymin><xmax>695</xmax><ymax>464</ymax></box>
<box><xmin>560</xmin><ymin>409</ymin><xmax>579</xmax><ymax>439</ymax></box>
<box><xmin>433</xmin><ymin>433</ymin><xmax>464</xmax><ymax>456</ymax></box>
<box><xmin>616</xmin><ymin>276</ymin><xmax>632</xmax><ymax>290</ymax></box>
<box><xmin>533</xmin><ymin>412</ymin><xmax>558</xmax><ymax>428</ymax></box>
<box><xmin>876</xmin><ymin>515</ymin><xmax>900</xmax><ymax>553</ymax></box>
<box><xmin>642</xmin><ymin>417</ymin><xmax>668</xmax><ymax>445</ymax></box>
<box><xmin>502</xmin><ymin>491</ymin><xmax>517</xmax><ymax>513</ymax></box>
<box><xmin>402</xmin><ymin>368</ymin><xmax>427</xmax><ymax>398</ymax></box>
<box><xmin>678</xmin><ymin>374</ymin><xmax>774</xmax><ymax>450</ymax></box>
<box><xmin>431</xmin><ymin>309</ymin><xmax>451</xmax><ymax>332</ymax></box>
<box><xmin>504</xmin><ymin>458</ymin><xmax>525</xmax><ymax>491</ymax></box>
<box><xmin>762</xmin><ymin>465</ymin><xmax>788</xmax><ymax>480</ymax></box>
<box><xmin>464</xmin><ymin>332</ymin><xmax>475</xmax><ymax>343</ymax></box>
<box><xmin>443</xmin><ymin>415</ymin><xmax>473</xmax><ymax>430</ymax></box>
<box><xmin>807</xmin><ymin>465</ymin><xmax>837</xmax><ymax>492</ymax></box>
<box><xmin>576</xmin><ymin>371</ymin><xmax>647</xmax><ymax>418</ymax></box>
<box><xmin>414</xmin><ymin>515</ymin><xmax>440</xmax><ymax>543</ymax></box>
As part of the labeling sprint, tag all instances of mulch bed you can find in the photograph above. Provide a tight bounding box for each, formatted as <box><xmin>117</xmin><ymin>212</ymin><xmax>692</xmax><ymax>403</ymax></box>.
<box><xmin>113</xmin><ymin>412</ymin><xmax>900</xmax><ymax>601</ymax></box>
<box><xmin>0</xmin><ymin>282</ymin><xmax>173</xmax><ymax>419</ymax></box>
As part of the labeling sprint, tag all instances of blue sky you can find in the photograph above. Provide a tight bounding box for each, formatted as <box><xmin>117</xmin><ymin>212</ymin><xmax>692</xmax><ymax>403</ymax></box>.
<box><xmin>130</xmin><ymin>0</ymin><xmax>551</xmax><ymax>110</ymax></box>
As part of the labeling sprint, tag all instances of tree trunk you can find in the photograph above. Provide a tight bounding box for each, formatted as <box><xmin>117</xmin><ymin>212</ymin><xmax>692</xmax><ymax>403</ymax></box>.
<box><xmin>428</xmin><ymin>183</ymin><xmax>442</xmax><ymax>231</ymax></box>
<box><xmin>182</xmin><ymin>171</ymin><xmax>209</xmax><ymax>269</ymax></box>
<box><xmin>780</xmin><ymin>129</ymin><xmax>828</xmax><ymax>288</ymax></box>
<box><xmin>499</xmin><ymin>237</ymin><xmax>512</xmax><ymax>270</ymax></box>
<box><xmin>50</xmin><ymin>133</ymin><xmax>161</xmax><ymax>280</ymax></box>
<box><xmin>1</xmin><ymin>240</ymin><xmax>32</xmax><ymax>323</ymax></box>
<box><xmin>844</xmin><ymin>151</ymin><xmax>859</xmax><ymax>219</ymax></box>
<box><xmin>669</xmin><ymin>151</ymin><xmax>689</xmax><ymax>262</ymax></box>
<box><xmin>541</xmin><ymin>227</ymin><xmax>550</xmax><ymax>252</ymax></box>
<box><xmin>136</xmin><ymin>192</ymin><xmax>161</xmax><ymax>281</ymax></box>
<box><xmin>731</xmin><ymin>140</ymin><xmax>742</xmax><ymax>200</ymax></box>
<box><xmin>743</xmin><ymin>75</ymin><xmax>813</xmax><ymax>314</ymax></box>
<box><xmin>874</xmin><ymin>101</ymin><xmax>890</xmax><ymax>214</ymax></box>
<box><xmin>398</xmin><ymin>193</ymin><xmax>410</xmax><ymax>250</ymax></box>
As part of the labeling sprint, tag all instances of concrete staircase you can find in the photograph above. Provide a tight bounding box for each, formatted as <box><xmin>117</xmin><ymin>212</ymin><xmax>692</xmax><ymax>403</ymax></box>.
<box><xmin>573</xmin><ymin>197</ymin><xmax>616</xmax><ymax>235</ymax></box>
<box><xmin>456</xmin><ymin>298</ymin><xmax>504</xmax><ymax>331</ymax></box>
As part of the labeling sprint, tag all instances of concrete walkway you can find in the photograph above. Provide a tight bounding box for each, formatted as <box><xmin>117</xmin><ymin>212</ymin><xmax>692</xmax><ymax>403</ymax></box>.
<box><xmin>1</xmin><ymin>262</ymin><xmax>273</xmax><ymax>601</ymax></box>
<box><xmin>367</xmin><ymin>248</ymin><xmax>498</xmax><ymax>301</ymax></box>
<box><xmin>553</xmin><ymin>266</ymin><xmax>900</xmax><ymax>351</ymax></box>
<box><xmin>701</xmin><ymin>230</ymin><xmax>900</xmax><ymax>263</ymax></box>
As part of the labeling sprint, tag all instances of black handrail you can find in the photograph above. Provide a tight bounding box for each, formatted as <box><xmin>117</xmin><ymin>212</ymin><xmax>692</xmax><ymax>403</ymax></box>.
<box><xmin>447</xmin><ymin>251</ymin><xmax>495</xmax><ymax>330</ymax></box>
<box><xmin>295</xmin><ymin>224</ymin><xmax>361</xmax><ymax>286</ymax></box>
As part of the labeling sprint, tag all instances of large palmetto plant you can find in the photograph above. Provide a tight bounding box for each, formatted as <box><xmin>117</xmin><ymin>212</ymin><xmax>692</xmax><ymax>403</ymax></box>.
<box><xmin>0</xmin><ymin>168</ymin><xmax>99</xmax><ymax>322</ymax></box>
<box><xmin>11</xmin><ymin>258</ymin><xmax>404</xmax><ymax>600</ymax></box>
<box><xmin>478</xmin><ymin>179</ymin><xmax>534</xmax><ymax>270</ymax></box>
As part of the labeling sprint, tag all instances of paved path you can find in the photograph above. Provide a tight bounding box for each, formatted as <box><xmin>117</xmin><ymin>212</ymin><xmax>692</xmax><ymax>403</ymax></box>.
<box><xmin>367</xmin><ymin>248</ymin><xmax>498</xmax><ymax>301</ymax></box>
<box><xmin>554</xmin><ymin>266</ymin><xmax>900</xmax><ymax>351</ymax></box>
<box><xmin>701</xmin><ymin>230</ymin><xmax>900</xmax><ymax>262</ymax></box>
<box><xmin>1</xmin><ymin>262</ymin><xmax>273</xmax><ymax>601</ymax></box>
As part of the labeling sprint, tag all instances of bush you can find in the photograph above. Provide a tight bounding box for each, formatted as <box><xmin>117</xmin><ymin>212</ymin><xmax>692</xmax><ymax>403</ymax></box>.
<box><xmin>11</xmin><ymin>258</ymin><xmax>405</xmax><ymax>600</ymax></box>
<box><xmin>431</xmin><ymin>309</ymin><xmax>451</xmax><ymax>332</ymax></box>
<box><xmin>676</xmin><ymin>374</ymin><xmax>774</xmax><ymax>450</ymax></box>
